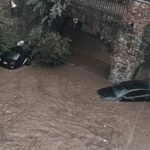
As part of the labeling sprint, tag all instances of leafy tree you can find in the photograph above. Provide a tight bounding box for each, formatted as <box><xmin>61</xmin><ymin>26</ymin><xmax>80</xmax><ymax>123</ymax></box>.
<box><xmin>26</xmin><ymin>29</ymin><xmax>41</xmax><ymax>49</ymax></box>
<box><xmin>26</xmin><ymin>0</ymin><xmax>71</xmax><ymax>65</ymax></box>
<box><xmin>26</xmin><ymin>0</ymin><xmax>70</xmax><ymax>31</ymax></box>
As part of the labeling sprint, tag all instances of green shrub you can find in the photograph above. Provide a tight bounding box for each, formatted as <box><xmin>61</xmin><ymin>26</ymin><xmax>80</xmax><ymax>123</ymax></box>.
<box><xmin>26</xmin><ymin>29</ymin><xmax>41</xmax><ymax>49</ymax></box>
<box><xmin>23</xmin><ymin>29</ymin><xmax>42</xmax><ymax>58</ymax></box>
<box><xmin>39</xmin><ymin>32</ymin><xmax>71</xmax><ymax>65</ymax></box>
<box><xmin>0</xmin><ymin>17</ymin><xmax>14</xmax><ymax>55</ymax></box>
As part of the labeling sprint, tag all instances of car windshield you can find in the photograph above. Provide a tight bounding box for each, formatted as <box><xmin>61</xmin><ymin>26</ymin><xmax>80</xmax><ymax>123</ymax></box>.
<box><xmin>6</xmin><ymin>52</ymin><xmax>20</xmax><ymax>60</ymax></box>
<box><xmin>112</xmin><ymin>84</ymin><xmax>127</xmax><ymax>97</ymax></box>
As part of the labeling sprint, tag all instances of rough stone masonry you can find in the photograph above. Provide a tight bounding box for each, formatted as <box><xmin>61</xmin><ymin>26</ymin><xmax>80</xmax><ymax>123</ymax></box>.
<box><xmin>109</xmin><ymin>2</ymin><xmax>150</xmax><ymax>83</ymax></box>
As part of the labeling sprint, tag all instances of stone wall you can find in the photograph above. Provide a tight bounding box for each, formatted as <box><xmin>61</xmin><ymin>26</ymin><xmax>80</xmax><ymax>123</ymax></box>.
<box><xmin>141</xmin><ymin>23</ymin><xmax>150</xmax><ymax>62</ymax></box>
<box><xmin>109</xmin><ymin>2</ymin><xmax>150</xmax><ymax>83</ymax></box>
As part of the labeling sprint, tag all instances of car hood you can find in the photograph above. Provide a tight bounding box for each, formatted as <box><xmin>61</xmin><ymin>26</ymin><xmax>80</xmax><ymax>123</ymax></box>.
<box><xmin>97</xmin><ymin>87</ymin><xmax>120</xmax><ymax>101</ymax></box>
<box><xmin>1</xmin><ymin>56</ymin><xmax>15</xmax><ymax>62</ymax></box>
<box><xmin>1</xmin><ymin>52</ymin><xmax>20</xmax><ymax>62</ymax></box>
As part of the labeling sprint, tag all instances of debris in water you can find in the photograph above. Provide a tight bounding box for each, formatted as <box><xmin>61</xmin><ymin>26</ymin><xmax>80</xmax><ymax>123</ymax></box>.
<box><xmin>103</xmin><ymin>139</ymin><xmax>108</xmax><ymax>143</ymax></box>
<box><xmin>104</xmin><ymin>125</ymin><xmax>107</xmax><ymax>128</ymax></box>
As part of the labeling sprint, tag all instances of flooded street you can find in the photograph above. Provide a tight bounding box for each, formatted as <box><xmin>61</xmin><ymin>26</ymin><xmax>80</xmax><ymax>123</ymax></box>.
<box><xmin>0</xmin><ymin>33</ymin><xmax>150</xmax><ymax>150</ymax></box>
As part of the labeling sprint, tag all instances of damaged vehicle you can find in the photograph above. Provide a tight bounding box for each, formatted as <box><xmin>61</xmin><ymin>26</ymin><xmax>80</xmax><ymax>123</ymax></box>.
<box><xmin>0</xmin><ymin>46</ymin><xmax>31</xmax><ymax>69</ymax></box>
<box><xmin>97</xmin><ymin>80</ymin><xmax>150</xmax><ymax>101</ymax></box>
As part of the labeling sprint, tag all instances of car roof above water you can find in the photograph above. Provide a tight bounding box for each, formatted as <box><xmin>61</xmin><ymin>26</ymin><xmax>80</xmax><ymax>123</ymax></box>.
<box><xmin>115</xmin><ymin>80</ymin><xmax>150</xmax><ymax>90</ymax></box>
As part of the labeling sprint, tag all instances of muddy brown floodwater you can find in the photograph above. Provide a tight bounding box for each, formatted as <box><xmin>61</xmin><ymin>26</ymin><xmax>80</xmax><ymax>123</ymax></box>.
<box><xmin>0</xmin><ymin>33</ymin><xmax>150</xmax><ymax>150</ymax></box>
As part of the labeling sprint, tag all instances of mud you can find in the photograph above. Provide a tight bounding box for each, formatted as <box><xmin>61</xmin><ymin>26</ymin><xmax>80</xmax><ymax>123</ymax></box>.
<box><xmin>0</xmin><ymin>33</ymin><xmax>150</xmax><ymax>150</ymax></box>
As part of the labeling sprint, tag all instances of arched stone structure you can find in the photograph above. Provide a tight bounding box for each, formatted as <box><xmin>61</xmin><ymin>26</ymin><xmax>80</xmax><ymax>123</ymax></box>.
<box><xmin>109</xmin><ymin>2</ymin><xmax>150</xmax><ymax>83</ymax></box>
<box><xmin>64</xmin><ymin>1</ymin><xmax>150</xmax><ymax>83</ymax></box>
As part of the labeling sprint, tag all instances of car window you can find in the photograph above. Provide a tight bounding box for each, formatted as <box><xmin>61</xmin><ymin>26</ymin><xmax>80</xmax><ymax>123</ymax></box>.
<box><xmin>117</xmin><ymin>80</ymin><xmax>149</xmax><ymax>90</ymax></box>
<box><xmin>113</xmin><ymin>84</ymin><xmax>127</xmax><ymax>97</ymax></box>
<box><xmin>125</xmin><ymin>90</ymin><xmax>146</xmax><ymax>97</ymax></box>
<box><xmin>6</xmin><ymin>52</ymin><xmax>20</xmax><ymax>60</ymax></box>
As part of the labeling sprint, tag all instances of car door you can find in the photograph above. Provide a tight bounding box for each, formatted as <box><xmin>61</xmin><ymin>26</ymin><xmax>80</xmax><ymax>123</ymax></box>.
<box><xmin>123</xmin><ymin>90</ymin><xmax>149</xmax><ymax>101</ymax></box>
<box><xmin>17</xmin><ymin>54</ymin><xmax>25</xmax><ymax>66</ymax></box>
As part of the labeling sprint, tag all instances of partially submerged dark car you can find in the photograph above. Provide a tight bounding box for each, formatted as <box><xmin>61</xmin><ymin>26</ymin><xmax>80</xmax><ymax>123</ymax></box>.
<box><xmin>97</xmin><ymin>80</ymin><xmax>150</xmax><ymax>101</ymax></box>
<box><xmin>0</xmin><ymin>46</ymin><xmax>31</xmax><ymax>69</ymax></box>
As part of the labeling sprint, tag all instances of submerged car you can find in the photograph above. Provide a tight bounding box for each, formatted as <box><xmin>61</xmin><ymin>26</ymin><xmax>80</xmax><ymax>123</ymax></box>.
<box><xmin>0</xmin><ymin>46</ymin><xmax>31</xmax><ymax>69</ymax></box>
<box><xmin>97</xmin><ymin>80</ymin><xmax>150</xmax><ymax>101</ymax></box>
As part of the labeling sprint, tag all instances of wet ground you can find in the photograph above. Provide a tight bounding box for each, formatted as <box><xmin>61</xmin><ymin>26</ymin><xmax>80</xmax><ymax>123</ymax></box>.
<box><xmin>0</xmin><ymin>33</ymin><xmax>150</xmax><ymax>150</ymax></box>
